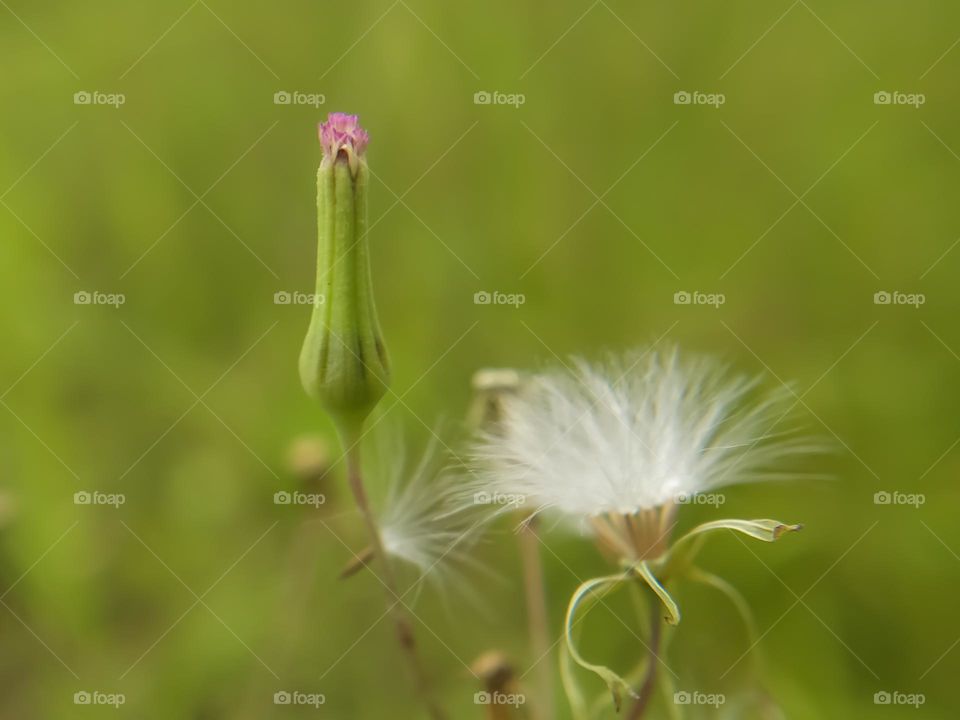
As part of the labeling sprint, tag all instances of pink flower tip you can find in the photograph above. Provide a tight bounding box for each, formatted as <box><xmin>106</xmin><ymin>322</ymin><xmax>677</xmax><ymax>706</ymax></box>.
<box><xmin>318</xmin><ymin>113</ymin><xmax>369</xmax><ymax>163</ymax></box>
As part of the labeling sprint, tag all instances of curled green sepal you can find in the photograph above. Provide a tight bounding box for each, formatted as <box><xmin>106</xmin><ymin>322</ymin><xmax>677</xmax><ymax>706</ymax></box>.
<box><xmin>671</xmin><ymin>518</ymin><xmax>801</xmax><ymax>563</ymax></box>
<box><xmin>682</xmin><ymin>518</ymin><xmax>803</xmax><ymax>543</ymax></box>
<box><xmin>631</xmin><ymin>561</ymin><xmax>681</xmax><ymax>626</ymax></box>
<box><xmin>659</xmin><ymin>518</ymin><xmax>801</xmax><ymax>584</ymax></box>
<box><xmin>564</xmin><ymin>571</ymin><xmax>638</xmax><ymax>712</ymax></box>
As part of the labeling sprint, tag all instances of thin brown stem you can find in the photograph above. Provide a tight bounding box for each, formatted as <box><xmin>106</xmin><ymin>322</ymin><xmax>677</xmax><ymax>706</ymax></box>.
<box><xmin>344</xmin><ymin>440</ymin><xmax>447</xmax><ymax>720</ymax></box>
<box><xmin>627</xmin><ymin>599</ymin><xmax>662</xmax><ymax>720</ymax></box>
<box><xmin>518</xmin><ymin>516</ymin><xmax>552</xmax><ymax>720</ymax></box>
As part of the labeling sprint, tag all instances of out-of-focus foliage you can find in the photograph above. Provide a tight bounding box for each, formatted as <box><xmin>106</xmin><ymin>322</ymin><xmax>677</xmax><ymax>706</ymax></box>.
<box><xmin>0</xmin><ymin>1</ymin><xmax>957</xmax><ymax>717</ymax></box>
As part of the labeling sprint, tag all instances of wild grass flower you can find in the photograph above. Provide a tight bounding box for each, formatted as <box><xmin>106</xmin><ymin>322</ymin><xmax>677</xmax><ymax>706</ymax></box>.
<box><xmin>376</xmin><ymin>438</ymin><xmax>484</xmax><ymax>591</ymax></box>
<box><xmin>298</xmin><ymin>114</ymin><xmax>443</xmax><ymax>720</ymax></box>
<box><xmin>337</xmin><ymin>435</ymin><xmax>484</xmax><ymax>599</ymax></box>
<box><xmin>300</xmin><ymin>112</ymin><xmax>389</xmax><ymax>438</ymax></box>
<box><xmin>470</xmin><ymin>348</ymin><xmax>814</xmax><ymax>555</ymax></box>
<box><xmin>467</xmin><ymin>347</ymin><xmax>817</xmax><ymax>713</ymax></box>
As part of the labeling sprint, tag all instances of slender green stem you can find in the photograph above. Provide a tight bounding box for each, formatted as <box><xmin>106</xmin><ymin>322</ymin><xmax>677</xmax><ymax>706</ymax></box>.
<box><xmin>627</xmin><ymin>598</ymin><xmax>662</xmax><ymax>720</ymax></box>
<box><xmin>344</xmin><ymin>438</ymin><xmax>447</xmax><ymax>720</ymax></box>
<box><xmin>518</xmin><ymin>517</ymin><xmax>552</xmax><ymax>720</ymax></box>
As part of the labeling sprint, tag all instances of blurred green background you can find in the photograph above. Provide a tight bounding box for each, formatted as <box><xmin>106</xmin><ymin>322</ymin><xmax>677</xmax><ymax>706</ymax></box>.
<box><xmin>1</xmin><ymin>0</ymin><xmax>958</xmax><ymax>717</ymax></box>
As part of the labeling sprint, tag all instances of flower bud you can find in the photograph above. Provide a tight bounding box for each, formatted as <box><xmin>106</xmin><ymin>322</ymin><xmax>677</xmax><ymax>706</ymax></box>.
<box><xmin>299</xmin><ymin>113</ymin><xmax>389</xmax><ymax>435</ymax></box>
<box><xmin>467</xmin><ymin>368</ymin><xmax>525</xmax><ymax>430</ymax></box>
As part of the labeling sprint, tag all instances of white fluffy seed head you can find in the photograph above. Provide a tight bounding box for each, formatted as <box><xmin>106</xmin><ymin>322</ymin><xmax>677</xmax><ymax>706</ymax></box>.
<box><xmin>375</xmin><ymin>435</ymin><xmax>483</xmax><ymax>586</ymax></box>
<box><xmin>469</xmin><ymin>347</ymin><xmax>819</xmax><ymax>521</ymax></box>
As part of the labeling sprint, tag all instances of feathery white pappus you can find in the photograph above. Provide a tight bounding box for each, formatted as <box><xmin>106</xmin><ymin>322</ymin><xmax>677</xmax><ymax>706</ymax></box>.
<box><xmin>375</xmin><ymin>437</ymin><xmax>483</xmax><ymax>583</ymax></box>
<box><xmin>469</xmin><ymin>347</ymin><xmax>818</xmax><ymax>522</ymax></box>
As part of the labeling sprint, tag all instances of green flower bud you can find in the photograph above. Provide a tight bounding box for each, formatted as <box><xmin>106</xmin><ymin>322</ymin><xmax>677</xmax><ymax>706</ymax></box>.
<box><xmin>299</xmin><ymin>113</ymin><xmax>389</xmax><ymax>435</ymax></box>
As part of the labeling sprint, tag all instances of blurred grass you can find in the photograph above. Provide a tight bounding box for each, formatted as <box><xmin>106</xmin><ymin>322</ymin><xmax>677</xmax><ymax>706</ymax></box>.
<box><xmin>1</xmin><ymin>0</ymin><xmax>959</xmax><ymax>717</ymax></box>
